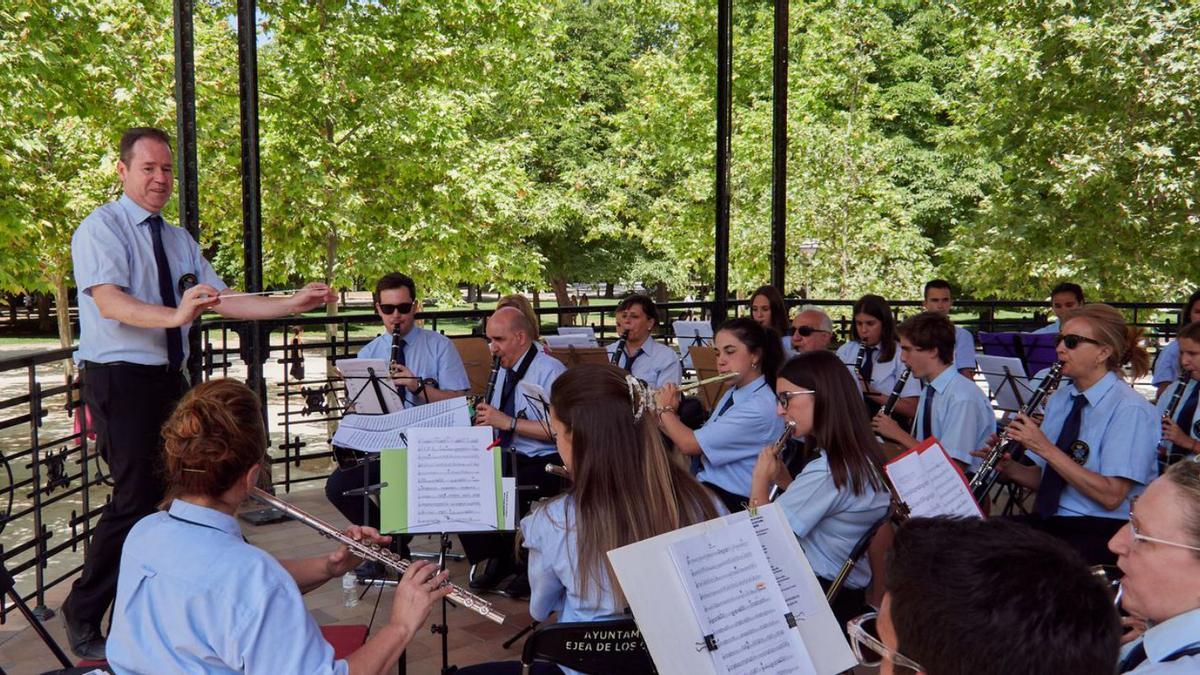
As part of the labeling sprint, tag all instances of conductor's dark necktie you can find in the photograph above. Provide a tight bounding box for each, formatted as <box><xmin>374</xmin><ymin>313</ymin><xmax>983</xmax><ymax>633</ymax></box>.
<box><xmin>1171</xmin><ymin>383</ymin><xmax>1199</xmax><ymax>458</ymax></box>
<box><xmin>147</xmin><ymin>215</ymin><xmax>182</xmax><ymax>371</ymax></box>
<box><xmin>1034</xmin><ymin>393</ymin><xmax>1088</xmax><ymax>518</ymax></box>
<box><xmin>920</xmin><ymin>387</ymin><xmax>935</xmax><ymax>440</ymax></box>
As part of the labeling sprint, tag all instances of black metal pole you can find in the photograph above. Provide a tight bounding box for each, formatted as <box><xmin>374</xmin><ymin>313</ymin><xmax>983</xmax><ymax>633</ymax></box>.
<box><xmin>769</xmin><ymin>0</ymin><xmax>789</xmax><ymax>293</ymax></box>
<box><xmin>236</xmin><ymin>0</ymin><xmax>266</xmax><ymax>406</ymax></box>
<box><xmin>713</xmin><ymin>0</ymin><xmax>733</xmax><ymax>327</ymax></box>
<box><xmin>173</xmin><ymin>0</ymin><xmax>203</xmax><ymax>385</ymax></box>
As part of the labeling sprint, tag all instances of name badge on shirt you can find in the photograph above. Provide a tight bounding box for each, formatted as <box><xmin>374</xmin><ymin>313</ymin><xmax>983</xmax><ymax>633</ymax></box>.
<box><xmin>1069</xmin><ymin>440</ymin><xmax>1090</xmax><ymax>465</ymax></box>
<box><xmin>178</xmin><ymin>273</ymin><xmax>198</xmax><ymax>294</ymax></box>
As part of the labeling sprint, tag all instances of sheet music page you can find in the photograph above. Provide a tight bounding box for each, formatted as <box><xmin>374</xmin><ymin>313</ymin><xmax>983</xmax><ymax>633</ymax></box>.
<box><xmin>885</xmin><ymin>439</ymin><xmax>982</xmax><ymax>519</ymax></box>
<box><xmin>338</xmin><ymin>396</ymin><xmax>471</xmax><ymax>432</ymax></box>
<box><xmin>726</xmin><ymin>505</ymin><xmax>828</xmax><ymax>627</ymax></box>
<box><xmin>668</xmin><ymin>519</ymin><xmax>817</xmax><ymax>675</ymax></box>
<box><xmin>405</xmin><ymin>426</ymin><xmax>500</xmax><ymax>534</ymax></box>
<box><xmin>335</xmin><ymin>358</ymin><xmax>405</xmax><ymax>414</ymax></box>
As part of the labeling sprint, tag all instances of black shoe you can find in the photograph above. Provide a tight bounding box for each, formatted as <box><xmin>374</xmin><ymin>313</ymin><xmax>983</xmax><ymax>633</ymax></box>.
<box><xmin>63</xmin><ymin>602</ymin><xmax>106</xmax><ymax>661</ymax></box>
<box><xmin>498</xmin><ymin>572</ymin><xmax>530</xmax><ymax>599</ymax></box>
<box><xmin>468</xmin><ymin>557</ymin><xmax>513</xmax><ymax>591</ymax></box>
<box><xmin>354</xmin><ymin>560</ymin><xmax>386</xmax><ymax>581</ymax></box>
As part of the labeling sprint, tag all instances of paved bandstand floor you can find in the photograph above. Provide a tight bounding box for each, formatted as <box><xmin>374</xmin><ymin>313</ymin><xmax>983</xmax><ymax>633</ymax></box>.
<box><xmin>0</xmin><ymin>488</ymin><xmax>535</xmax><ymax>675</ymax></box>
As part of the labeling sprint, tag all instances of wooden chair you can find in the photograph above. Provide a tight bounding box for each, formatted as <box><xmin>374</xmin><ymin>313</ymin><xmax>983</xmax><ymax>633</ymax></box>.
<box><xmin>453</xmin><ymin>337</ymin><xmax>494</xmax><ymax>398</ymax></box>
<box><xmin>688</xmin><ymin>346</ymin><xmax>731</xmax><ymax>412</ymax></box>
<box><xmin>520</xmin><ymin>617</ymin><xmax>657</xmax><ymax>675</ymax></box>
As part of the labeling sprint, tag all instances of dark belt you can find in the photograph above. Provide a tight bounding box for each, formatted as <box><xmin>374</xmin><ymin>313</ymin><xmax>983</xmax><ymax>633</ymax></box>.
<box><xmin>81</xmin><ymin>360</ymin><xmax>182</xmax><ymax>375</ymax></box>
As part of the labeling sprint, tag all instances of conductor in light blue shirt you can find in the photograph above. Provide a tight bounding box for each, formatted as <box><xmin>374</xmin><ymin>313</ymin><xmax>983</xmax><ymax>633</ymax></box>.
<box><xmin>63</xmin><ymin>127</ymin><xmax>334</xmax><ymax>660</ymax></box>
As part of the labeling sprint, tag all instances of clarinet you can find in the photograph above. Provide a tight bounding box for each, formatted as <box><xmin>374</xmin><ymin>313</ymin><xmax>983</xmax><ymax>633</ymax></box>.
<box><xmin>768</xmin><ymin>420</ymin><xmax>799</xmax><ymax>501</ymax></box>
<box><xmin>853</xmin><ymin>340</ymin><xmax>869</xmax><ymax>382</ymax></box>
<box><xmin>249</xmin><ymin>488</ymin><xmax>505</xmax><ymax>624</ymax></box>
<box><xmin>390</xmin><ymin>331</ymin><xmax>403</xmax><ymax>367</ymax></box>
<box><xmin>610</xmin><ymin>331</ymin><xmax>629</xmax><ymax>366</ymax></box>
<box><xmin>968</xmin><ymin>361</ymin><xmax>1065</xmax><ymax>503</ymax></box>
<box><xmin>483</xmin><ymin>354</ymin><xmax>501</xmax><ymax>405</ymax></box>
<box><xmin>880</xmin><ymin>366</ymin><xmax>911</xmax><ymax>418</ymax></box>
<box><xmin>1160</xmin><ymin>372</ymin><xmax>1193</xmax><ymax>453</ymax></box>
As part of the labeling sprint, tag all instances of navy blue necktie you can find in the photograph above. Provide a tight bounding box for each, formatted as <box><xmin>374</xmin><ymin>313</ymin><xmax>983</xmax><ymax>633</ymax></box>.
<box><xmin>1118</xmin><ymin>641</ymin><xmax>1147</xmax><ymax>673</ymax></box>
<box><xmin>623</xmin><ymin>348</ymin><xmax>645</xmax><ymax>374</ymax></box>
<box><xmin>1034</xmin><ymin>393</ymin><xmax>1088</xmax><ymax>518</ymax></box>
<box><xmin>860</xmin><ymin>346</ymin><xmax>876</xmax><ymax>387</ymax></box>
<box><xmin>920</xmin><ymin>387</ymin><xmax>935</xmax><ymax>440</ymax></box>
<box><xmin>147</xmin><ymin>215</ymin><xmax>182</xmax><ymax>371</ymax></box>
<box><xmin>1171</xmin><ymin>383</ymin><xmax>1199</xmax><ymax>458</ymax></box>
<box><xmin>716</xmin><ymin>393</ymin><xmax>734</xmax><ymax>417</ymax></box>
<box><xmin>498</xmin><ymin>368</ymin><xmax>520</xmax><ymax>447</ymax></box>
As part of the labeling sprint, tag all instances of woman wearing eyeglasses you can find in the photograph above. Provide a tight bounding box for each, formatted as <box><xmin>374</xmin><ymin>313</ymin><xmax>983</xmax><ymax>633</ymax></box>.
<box><xmin>750</xmin><ymin>284</ymin><xmax>793</xmax><ymax>357</ymax></box>
<box><xmin>459</xmin><ymin>364</ymin><xmax>721</xmax><ymax>675</ymax></box>
<box><xmin>995</xmin><ymin>303</ymin><xmax>1160</xmax><ymax>565</ymax></box>
<box><xmin>746</xmin><ymin>350</ymin><xmax>891</xmax><ymax>627</ymax></box>
<box><xmin>656</xmin><ymin>317</ymin><xmax>786</xmax><ymax>512</ymax></box>
<box><xmin>1109</xmin><ymin>460</ymin><xmax>1200</xmax><ymax>673</ymax></box>
<box><xmin>835</xmin><ymin>294</ymin><xmax>920</xmax><ymax>418</ymax></box>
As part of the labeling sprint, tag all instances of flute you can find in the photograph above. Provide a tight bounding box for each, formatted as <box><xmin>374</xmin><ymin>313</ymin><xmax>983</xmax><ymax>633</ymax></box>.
<box><xmin>249</xmin><ymin>488</ymin><xmax>505</xmax><ymax>624</ymax></box>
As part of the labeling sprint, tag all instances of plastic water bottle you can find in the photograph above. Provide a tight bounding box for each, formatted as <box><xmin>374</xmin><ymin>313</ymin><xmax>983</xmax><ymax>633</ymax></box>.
<box><xmin>342</xmin><ymin>572</ymin><xmax>359</xmax><ymax>608</ymax></box>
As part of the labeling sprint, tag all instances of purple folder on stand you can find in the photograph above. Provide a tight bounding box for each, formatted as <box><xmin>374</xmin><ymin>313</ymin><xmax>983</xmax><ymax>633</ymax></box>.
<box><xmin>979</xmin><ymin>331</ymin><xmax>1059</xmax><ymax>379</ymax></box>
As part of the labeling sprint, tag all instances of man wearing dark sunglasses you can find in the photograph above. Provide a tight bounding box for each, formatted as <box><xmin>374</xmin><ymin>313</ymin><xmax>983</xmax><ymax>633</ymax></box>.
<box><xmin>325</xmin><ymin>273</ymin><xmax>470</xmax><ymax>563</ymax></box>
<box><xmin>790</xmin><ymin>306</ymin><xmax>835</xmax><ymax>353</ymax></box>
<box><xmin>858</xmin><ymin>517</ymin><xmax>1119</xmax><ymax>675</ymax></box>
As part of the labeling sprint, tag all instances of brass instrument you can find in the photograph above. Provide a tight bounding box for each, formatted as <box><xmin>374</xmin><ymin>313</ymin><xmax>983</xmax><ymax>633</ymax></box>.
<box><xmin>248</xmin><ymin>488</ymin><xmax>505</xmax><ymax>624</ymax></box>
<box><xmin>1160</xmin><ymin>372</ymin><xmax>1193</xmax><ymax>455</ymax></box>
<box><xmin>768</xmin><ymin>420</ymin><xmax>798</xmax><ymax>502</ymax></box>
<box><xmin>968</xmin><ymin>361</ymin><xmax>1065</xmax><ymax>504</ymax></box>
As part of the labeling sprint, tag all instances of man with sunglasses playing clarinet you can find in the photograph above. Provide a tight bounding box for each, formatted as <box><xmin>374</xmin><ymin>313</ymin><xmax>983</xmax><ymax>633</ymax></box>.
<box><xmin>324</xmin><ymin>272</ymin><xmax>470</xmax><ymax>566</ymax></box>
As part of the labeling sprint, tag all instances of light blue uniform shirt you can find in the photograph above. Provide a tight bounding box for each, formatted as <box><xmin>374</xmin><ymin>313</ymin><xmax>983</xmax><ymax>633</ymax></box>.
<box><xmin>1031</xmin><ymin>371</ymin><xmax>1159</xmax><ymax>519</ymax></box>
<box><xmin>522</xmin><ymin>496</ymin><xmax>622</xmax><ymax>625</ymax></box>
<box><xmin>694</xmin><ymin>375</ymin><xmax>785</xmax><ymax>498</ymax></box>
<box><xmin>780</xmin><ymin>335</ymin><xmax>795</xmax><ymax>359</ymax></box>
<box><xmin>1123</xmin><ymin>607</ymin><xmax>1200</xmax><ymax>673</ymax></box>
<box><xmin>835</xmin><ymin>341</ymin><xmax>922</xmax><ymax>398</ymax></box>
<box><xmin>1157</xmin><ymin>379</ymin><xmax>1200</xmax><ymax>444</ymax></box>
<box><xmin>1153</xmin><ymin>340</ymin><xmax>1182</xmax><ymax>386</ymax></box>
<box><xmin>72</xmin><ymin>194</ymin><xmax>226</xmax><ymax>365</ymax></box>
<box><xmin>358</xmin><ymin>325</ymin><xmax>471</xmax><ymax>397</ymax></box>
<box><xmin>776</xmin><ymin>453</ymin><xmax>890</xmax><ymax>589</ymax></box>
<box><xmin>605</xmin><ymin>337</ymin><xmax>682</xmax><ymax>388</ymax></box>
<box><xmin>912</xmin><ymin>366</ymin><xmax>994</xmax><ymax>471</ymax></box>
<box><xmin>953</xmin><ymin>324</ymin><xmax>976</xmax><ymax>371</ymax></box>
<box><xmin>107</xmin><ymin>500</ymin><xmax>347</xmax><ymax>675</ymax></box>
<box><xmin>489</xmin><ymin>348</ymin><xmax>565</xmax><ymax>457</ymax></box>
<box><xmin>1032</xmin><ymin>320</ymin><xmax>1062</xmax><ymax>335</ymax></box>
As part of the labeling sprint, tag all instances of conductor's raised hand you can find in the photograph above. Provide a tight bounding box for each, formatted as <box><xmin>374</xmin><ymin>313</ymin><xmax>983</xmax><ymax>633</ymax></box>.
<box><xmin>173</xmin><ymin>283</ymin><xmax>222</xmax><ymax>326</ymax></box>
<box><xmin>325</xmin><ymin>525</ymin><xmax>392</xmax><ymax>578</ymax></box>
<box><xmin>288</xmin><ymin>282</ymin><xmax>337</xmax><ymax>314</ymax></box>
<box><xmin>390</xmin><ymin>560</ymin><xmax>451</xmax><ymax>639</ymax></box>
<box><xmin>655</xmin><ymin>382</ymin><xmax>680</xmax><ymax>413</ymax></box>
<box><xmin>474</xmin><ymin>402</ymin><xmax>510</xmax><ymax>430</ymax></box>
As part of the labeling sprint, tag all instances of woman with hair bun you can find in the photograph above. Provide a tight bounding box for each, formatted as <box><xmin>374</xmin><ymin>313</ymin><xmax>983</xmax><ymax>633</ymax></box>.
<box><xmin>994</xmin><ymin>303</ymin><xmax>1160</xmax><ymax>565</ymax></box>
<box><xmin>106</xmin><ymin>379</ymin><xmax>449</xmax><ymax>675</ymax></box>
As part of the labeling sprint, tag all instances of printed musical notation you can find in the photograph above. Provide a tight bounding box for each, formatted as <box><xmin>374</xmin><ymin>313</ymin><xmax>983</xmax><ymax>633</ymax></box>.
<box><xmin>405</xmin><ymin>426</ymin><xmax>499</xmax><ymax>534</ymax></box>
<box><xmin>668</xmin><ymin>519</ymin><xmax>817</xmax><ymax>675</ymax></box>
<box><xmin>885</xmin><ymin>438</ymin><xmax>983</xmax><ymax>519</ymax></box>
<box><xmin>332</xmin><ymin>396</ymin><xmax>471</xmax><ymax>452</ymax></box>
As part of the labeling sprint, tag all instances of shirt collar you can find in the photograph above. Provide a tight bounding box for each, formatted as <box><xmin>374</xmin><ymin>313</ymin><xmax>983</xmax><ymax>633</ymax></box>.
<box><xmin>928</xmin><ymin>365</ymin><xmax>958</xmax><ymax>393</ymax></box>
<box><xmin>119</xmin><ymin>193</ymin><xmax>157</xmax><ymax>225</ymax></box>
<box><xmin>1143</xmin><ymin>606</ymin><xmax>1200</xmax><ymax>663</ymax></box>
<box><xmin>167</xmin><ymin>498</ymin><xmax>243</xmax><ymax>539</ymax></box>
<box><xmin>736</xmin><ymin>374</ymin><xmax>768</xmax><ymax>393</ymax></box>
<box><xmin>1075</xmin><ymin>370</ymin><xmax>1118</xmax><ymax>406</ymax></box>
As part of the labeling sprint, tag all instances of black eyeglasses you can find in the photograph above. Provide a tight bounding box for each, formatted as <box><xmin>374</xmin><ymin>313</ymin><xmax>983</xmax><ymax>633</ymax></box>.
<box><xmin>379</xmin><ymin>302</ymin><xmax>415</xmax><ymax>315</ymax></box>
<box><xmin>792</xmin><ymin>326</ymin><xmax>831</xmax><ymax>337</ymax></box>
<box><xmin>1055</xmin><ymin>333</ymin><xmax>1103</xmax><ymax>349</ymax></box>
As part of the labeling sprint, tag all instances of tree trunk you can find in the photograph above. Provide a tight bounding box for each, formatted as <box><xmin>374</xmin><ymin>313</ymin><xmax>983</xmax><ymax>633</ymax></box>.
<box><xmin>549</xmin><ymin>276</ymin><xmax>574</xmax><ymax>327</ymax></box>
<box><xmin>37</xmin><ymin>291</ymin><xmax>53</xmax><ymax>332</ymax></box>
<box><xmin>654</xmin><ymin>281</ymin><xmax>668</xmax><ymax>303</ymax></box>
<box><xmin>604</xmin><ymin>282</ymin><xmax>614</xmax><ymax>299</ymax></box>
<box><xmin>53</xmin><ymin>274</ymin><xmax>75</xmax><ymax>379</ymax></box>
<box><xmin>5</xmin><ymin>293</ymin><xmax>15</xmax><ymax>322</ymax></box>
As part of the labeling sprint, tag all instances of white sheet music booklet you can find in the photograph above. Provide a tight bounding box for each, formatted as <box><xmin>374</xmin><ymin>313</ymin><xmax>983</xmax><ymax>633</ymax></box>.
<box><xmin>609</xmin><ymin>503</ymin><xmax>856</xmax><ymax>675</ymax></box>
<box><xmin>884</xmin><ymin>437</ymin><xmax>984</xmax><ymax>519</ymax></box>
